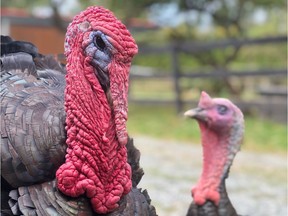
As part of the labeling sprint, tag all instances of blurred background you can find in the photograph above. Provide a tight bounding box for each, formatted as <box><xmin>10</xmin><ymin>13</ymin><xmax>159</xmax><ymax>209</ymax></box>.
<box><xmin>1</xmin><ymin>0</ymin><xmax>287</xmax><ymax>215</ymax></box>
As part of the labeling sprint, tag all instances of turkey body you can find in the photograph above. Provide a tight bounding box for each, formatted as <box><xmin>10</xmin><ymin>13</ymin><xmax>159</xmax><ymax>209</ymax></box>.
<box><xmin>1</xmin><ymin>38</ymin><xmax>156</xmax><ymax>216</ymax></box>
<box><xmin>1</xmin><ymin>6</ymin><xmax>157</xmax><ymax>215</ymax></box>
<box><xmin>185</xmin><ymin>92</ymin><xmax>244</xmax><ymax>216</ymax></box>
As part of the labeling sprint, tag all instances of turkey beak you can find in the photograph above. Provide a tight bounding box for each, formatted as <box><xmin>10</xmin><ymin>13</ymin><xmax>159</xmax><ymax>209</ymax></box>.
<box><xmin>184</xmin><ymin>107</ymin><xmax>207</xmax><ymax>122</ymax></box>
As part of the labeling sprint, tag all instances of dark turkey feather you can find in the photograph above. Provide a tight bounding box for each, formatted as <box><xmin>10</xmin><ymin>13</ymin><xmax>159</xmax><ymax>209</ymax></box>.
<box><xmin>1</xmin><ymin>35</ymin><xmax>40</xmax><ymax>58</ymax></box>
<box><xmin>186</xmin><ymin>180</ymin><xmax>238</xmax><ymax>216</ymax></box>
<box><xmin>4</xmin><ymin>139</ymin><xmax>156</xmax><ymax>216</ymax></box>
<box><xmin>1</xmin><ymin>37</ymin><xmax>157</xmax><ymax>216</ymax></box>
<box><xmin>1</xmin><ymin>51</ymin><xmax>67</xmax><ymax>188</ymax></box>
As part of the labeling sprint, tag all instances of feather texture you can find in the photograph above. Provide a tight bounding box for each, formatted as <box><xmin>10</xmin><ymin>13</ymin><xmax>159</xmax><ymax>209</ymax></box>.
<box><xmin>1</xmin><ymin>51</ymin><xmax>67</xmax><ymax>188</ymax></box>
<box><xmin>1</xmin><ymin>30</ymin><xmax>156</xmax><ymax>216</ymax></box>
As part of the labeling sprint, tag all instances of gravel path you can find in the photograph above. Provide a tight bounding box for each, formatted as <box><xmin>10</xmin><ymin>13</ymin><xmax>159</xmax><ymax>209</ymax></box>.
<box><xmin>133</xmin><ymin>136</ymin><xmax>287</xmax><ymax>216</ymax></box>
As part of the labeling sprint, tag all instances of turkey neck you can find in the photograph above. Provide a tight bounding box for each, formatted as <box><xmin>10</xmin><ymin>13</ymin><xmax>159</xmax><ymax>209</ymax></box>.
<box><xmin>217</xmin><ymin>179</ymin><xmax>238</xmax><ymax>216</ymax></box>
<box><xmin>200</xmin><ymin>123</ymin><xmax>233</xmax><ymax>190</ymax></box>
<box><xmin>192</xmin><ymin>122</ymin><xmax>240</xmax><ymax>205</ymax></box>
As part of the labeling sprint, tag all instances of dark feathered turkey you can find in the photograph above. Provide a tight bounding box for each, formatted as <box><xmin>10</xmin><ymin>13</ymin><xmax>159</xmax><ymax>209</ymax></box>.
<box><xmin>184</xmin><ymin>92</ymin><xmax>245</xmax><ymax>216</ymax></box>
<box><xmin>1</xmin><ymin>6</ymin><xmax>157</xmax><ymax>216</ymax></box>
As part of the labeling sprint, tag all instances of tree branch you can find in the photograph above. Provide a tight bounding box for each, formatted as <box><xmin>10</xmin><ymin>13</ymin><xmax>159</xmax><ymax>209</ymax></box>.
<box><xmin>50</xmin><ymin>0</ymin><xmax>67</xmax><ymax>32</ymax></box>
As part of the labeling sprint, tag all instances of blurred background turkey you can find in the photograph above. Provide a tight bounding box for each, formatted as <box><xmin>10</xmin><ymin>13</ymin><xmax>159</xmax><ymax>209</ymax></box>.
<box><xmin>1</xmin><ymin>0</ymin><xmax>286</xmax><ymax>216</ymax></box>
<box><xmin>184</xmin><ymin>92</ymin><xmax>244</xmax><ymax>216</ymax></box>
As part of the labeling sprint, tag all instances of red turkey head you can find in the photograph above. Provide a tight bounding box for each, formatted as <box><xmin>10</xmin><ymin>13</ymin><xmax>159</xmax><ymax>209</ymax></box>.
<box><xmin>64</xmin><ymin>6</ymin><xmax>138</xmax><ymax>146</ymax></box>
<box><xmin>185</xmin><ymin>91</ymin><xmax>244</xmax><ymax>133</ymax></box>
<box><xmin>56</xmin><ymin>6</ymin><xmax>138</xmax><ymax>214</ymax></box>
<box><xmin>184</xmin><ymin>91</ymin><xmax>244</xmax><ymax>206</ymax></box>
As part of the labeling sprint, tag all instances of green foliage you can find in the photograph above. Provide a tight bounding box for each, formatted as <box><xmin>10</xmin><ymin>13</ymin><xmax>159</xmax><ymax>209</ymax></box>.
<box><xmin>163</xmin><ymin>0</ymin><xmax>287</xmax><ymax>95</ymax></box>
<box><xmin>79</xmin><ymin>0</ymin><xmax>172</xmax><ymax>24</ymax></box>
<box><xmin>179</xmin><ymin>0</ymin><xmax>287</xmax><ymax>29</ymax></box>
<box><xmin>232</xmin><ymin>44</ymin><xmax>287</xmax><ymax>69</ymax></box>
<box><xmin>2</xmin><ymin>0</ymin><xmax>48</xmax><ymax>10</ymax></box>
<box><xmin>246</xmin><ymin>8</ymin><xmax>287</xmax><ymax>37</ymax></box>
<box><xmin>161</xmin><ymin>24</ymin><xmax>197</xmax><ymax>41</ymax></box>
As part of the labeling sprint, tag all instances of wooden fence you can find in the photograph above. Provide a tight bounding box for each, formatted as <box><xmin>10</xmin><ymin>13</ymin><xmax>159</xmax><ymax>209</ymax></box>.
<box><xmin>129</xmin><ymin>35</ymin><xmax>287</xmax><ymax>123</ymax></box>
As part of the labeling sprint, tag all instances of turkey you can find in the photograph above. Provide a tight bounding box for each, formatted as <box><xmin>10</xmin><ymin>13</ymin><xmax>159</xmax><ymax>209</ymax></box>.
<box><xmin>1</xmin><ymin>6</ymin><xmax>156</xmax><ymax>216</ymax></box>
<box><xmin>184</xmin><ymin>91</ymin><xmax>244</xmax><ymax>216</ymax></box>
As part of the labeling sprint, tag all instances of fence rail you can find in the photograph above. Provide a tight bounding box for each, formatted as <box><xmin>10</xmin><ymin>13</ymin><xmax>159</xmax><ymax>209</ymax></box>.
<box><xmin>129</xmin><ymin>35</ymin><xmax>287</xmax><ymax>123</ymax></box>
<box><xmin>138</xmin><ymin>35</ymin><xmax>287</xmax><ymax>54</ymax></box>
<box><xmin>131</xmin><ymin>68</ymin><xmax>287</xmax><ymax>79</ymax></box>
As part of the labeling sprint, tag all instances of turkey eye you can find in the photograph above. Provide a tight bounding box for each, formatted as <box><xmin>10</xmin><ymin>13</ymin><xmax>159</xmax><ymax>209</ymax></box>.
<box><xmin>217</xmin><ymin>105</ymin><xmax>228</xmax><ymax>115</ymax></box>
<box><xmin>94</xmin><ymin>35</ymin><xmax>106</xmax><ymax>51</ymax></box>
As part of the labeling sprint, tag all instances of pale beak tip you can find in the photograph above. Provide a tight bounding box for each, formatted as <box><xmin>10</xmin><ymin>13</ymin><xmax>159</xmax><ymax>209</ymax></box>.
<box><xmin>184</xmin><ymin>109</ymin><xmax>196</xmax><ymax>118</ymax></box>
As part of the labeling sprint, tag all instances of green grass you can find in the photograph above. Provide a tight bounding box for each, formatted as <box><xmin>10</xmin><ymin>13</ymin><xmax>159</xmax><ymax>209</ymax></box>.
<box><xmin>128</xmin><ymin>105</ymin><xmax>201</xmax><ymax>142</ymax></box>
<box><xmin>130</xmin><ymin>79</ymin><xmax>175</xmax><ymax>99</ymax></box>
<box><xmin>243</xmin><ymin>116</ymin><xmax>287</xmax><ymax>152</ymax></box>
<box><xmin>127</xmin><ymin>104</ymin><xmax>287</xmax><ymax>153</ymax></box>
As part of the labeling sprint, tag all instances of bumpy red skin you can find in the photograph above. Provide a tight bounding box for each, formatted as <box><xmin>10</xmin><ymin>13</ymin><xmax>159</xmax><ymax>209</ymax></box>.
<box><xmin>56</xmin><ymin>6</ymin><xmax>138</xmax><ymax>214</ymax></box>
<box><xmin>192</xmin><ymin>123</ymin><xmax>226</xmax><ymax>205</ymax></box>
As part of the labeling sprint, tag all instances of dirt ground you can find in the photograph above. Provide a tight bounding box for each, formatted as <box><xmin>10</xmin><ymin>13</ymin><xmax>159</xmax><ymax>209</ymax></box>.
<box><xmin>133</xmin><ymin>136</ymin><xmax>287</xmax><ymax>216</ymax></box>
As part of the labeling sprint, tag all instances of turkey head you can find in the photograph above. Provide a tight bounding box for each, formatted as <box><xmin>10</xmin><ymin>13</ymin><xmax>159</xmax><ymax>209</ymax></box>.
<box><xmin>56</xmin><ymin>6</ymin><xmax>138</xmax><ymax>214</ymax></box>
<box><xmin>184</xmin><ymin>91</ymin><xmax>244</xmax><ymax>207</ymax></box>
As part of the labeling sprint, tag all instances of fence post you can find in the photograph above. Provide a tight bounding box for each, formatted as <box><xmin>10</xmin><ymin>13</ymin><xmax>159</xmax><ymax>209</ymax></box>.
<box><xmin>171</xmin><ymin>43</ymin><xmax>182</xmax><ymax>113</ymax></box>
